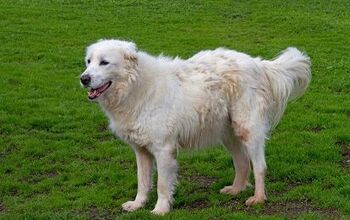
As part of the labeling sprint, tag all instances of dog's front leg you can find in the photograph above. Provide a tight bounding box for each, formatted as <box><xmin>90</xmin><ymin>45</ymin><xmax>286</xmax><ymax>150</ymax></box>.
<box><xmin>122</xmin><ymin>147</ymin><xmax>153</xmax><ymax>212</ymax></box>
<box><xmin>151</xmin><ymin>147</ymin><xmax>178</xmax><ymax>215</ymax></box>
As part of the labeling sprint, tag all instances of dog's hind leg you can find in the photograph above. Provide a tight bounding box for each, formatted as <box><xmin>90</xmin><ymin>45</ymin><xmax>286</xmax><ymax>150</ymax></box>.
<box><xmin>243</xmin><ymin>134</ymin><xmax>267</xmax><ymax>206</ymax></box>
<box><xmin>232</xmin><ymin>119</ymin><xmax>268</xmax><ymax>206</ymax></box>
<box><xmin>220</xmin><ymin>138</ymin><xmax>251</xmax><ymax>196</ymax></box>
<box><xmin>122</xmin><ymin>146</ymin><xmax>153</xmax><ymax>212</ymax></box>
<box><xmin>229</xmin><ymin>98</ymin><xmax>269</xmax><ymax>205</ymax></box>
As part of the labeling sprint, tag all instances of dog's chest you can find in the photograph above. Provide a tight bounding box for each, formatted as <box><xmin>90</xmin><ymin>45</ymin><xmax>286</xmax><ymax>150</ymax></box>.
<box><xmin>108</xmin><ymin>114</ymin><xmax>151</xmax><ymax>147</ymax></box>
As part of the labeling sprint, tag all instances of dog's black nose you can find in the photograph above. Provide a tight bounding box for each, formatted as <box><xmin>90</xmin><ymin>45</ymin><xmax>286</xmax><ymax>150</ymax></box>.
<box><xmin>80</xmin><ymin>75</ymin><xmax>91</xmax><ymax>86</ymax></box>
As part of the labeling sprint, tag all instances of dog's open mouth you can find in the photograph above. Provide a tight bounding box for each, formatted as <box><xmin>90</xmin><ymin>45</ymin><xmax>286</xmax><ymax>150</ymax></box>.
<box><xmin>88</xmin><ymin>81</ymin><xmax>112</xmax><ymax>100</ymax></box>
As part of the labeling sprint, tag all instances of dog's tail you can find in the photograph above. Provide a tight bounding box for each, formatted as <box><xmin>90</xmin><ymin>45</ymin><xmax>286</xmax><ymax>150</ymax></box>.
<box><xmin>259</xmin><ymin>47</ymin><xmax>311</xmax><ymax>127</ymax></box>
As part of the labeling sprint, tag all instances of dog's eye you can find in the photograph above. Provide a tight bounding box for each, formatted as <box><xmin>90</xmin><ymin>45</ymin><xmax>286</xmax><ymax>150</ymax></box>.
<box><xmin>100</xmin><ymin>60</ymin><xmax>109</xmax><ymax>66</ymax></box>
<box><xmin>87</xmin><ymin>59</ymin><xmax>91</xmax><ymax>64</ymax></box>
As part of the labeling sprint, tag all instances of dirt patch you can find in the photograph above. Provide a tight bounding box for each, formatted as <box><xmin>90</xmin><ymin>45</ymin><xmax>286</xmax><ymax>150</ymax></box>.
<box><xmin>88</xmin><ymin>205</ymin><xmax>99</xmax><ymax>220</ymax></box>
<box><xmin>21</xmin><ymin>170</ymin><xmax>59</xmax><ymax>184</ymax></box>
<box><xmin>264</xmin><ymin>200</ymin><xmax>340</xmax><ymax>219</ymax></box>
<box><xmin>336</xmin><ymin>140</ymin><xmax>350</xmax><ymax>168</ymax></box>
<box><xmin>0</xmin><ymin>128</ymin><xmax>8</xmax><ymax>137</ymax></box>
<box><xmin>86</xmin><ymin>205</ymin><xmax>118</xmax><ymax>220</ymax></box>
<box><xmin>341</xmin><ymin>149</ymin><xmax>350</xmax><ymax>168</ymax></box>
<box><xmin>0</xmin><ymin>144</ymin><xmax>18</xmax><ymax>160</ymax></box>
<box><xmin>179</xmin><ymin>170</ymin><xmax>216</xmax><ymax>210</ymax></box>
<box><xmin>45</xmin><ymin>171</ymin><xmax>58</xmax><ymax>178</ymax></box>
<box><xmin>183</xmin><ymin>198</ymin><xmax>209</xmax><ymax>210</ymax></box>
<box><xmin>335</xmin><ymin>140</ymin><xmax>348</xmax><ymax>148</ymax></box>
<box><xmin>9</xmin><ymin>187</ymin><xmax>19</xmax><ymax>196</ymax></box>
<box><xmin>188</xmin><ymin>172</ymin><xmax>217</xmax><ymax>189</ymax></box>
<box><xmin>97</xmin><ymin>124</ymin><xmax>108</xmax><ymax>132</ymax></box>
<box><xmin>224</xmin><ymin>199</ymin><xmax>340</xmax><ymax>219</ymax></box>
<box><xmin>308</xmin><ymin>125</ymin><xmax>325</xmax><ymax>133</ymax></box>
<box><xmin>0</xmin><ymin>203</ymin><xmax>5</xmax><ymax>213</ymax></box>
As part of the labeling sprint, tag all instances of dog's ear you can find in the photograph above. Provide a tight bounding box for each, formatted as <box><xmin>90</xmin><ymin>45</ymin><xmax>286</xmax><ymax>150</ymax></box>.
<box><xmin>123</xmin><ymin>42</ymin><xmax>138</xmax><ymax>64</ymax></box>
<box><xmin>122</xmin><ymin>42</ymin><xmax>139</xmax><ymax>82</ymax></box>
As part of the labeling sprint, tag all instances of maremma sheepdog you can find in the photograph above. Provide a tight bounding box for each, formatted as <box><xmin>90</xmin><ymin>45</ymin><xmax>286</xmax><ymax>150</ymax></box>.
<box><xmin>80</xmin><ymin>39</ymin><xmax>311</xmax><ymax>215</ymax></box>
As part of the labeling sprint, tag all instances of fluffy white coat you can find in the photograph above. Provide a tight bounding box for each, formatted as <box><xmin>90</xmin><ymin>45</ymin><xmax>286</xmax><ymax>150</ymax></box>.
<box><xmin>80</xmin><ymin>39</ymin><xmax>311</xmax><ymax>215</ymax></box>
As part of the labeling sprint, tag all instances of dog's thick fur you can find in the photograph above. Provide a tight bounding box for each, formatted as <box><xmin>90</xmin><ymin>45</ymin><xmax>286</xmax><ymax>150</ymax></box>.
<box><xmin>80</xmin><ymin>39</ymin><xmax>311</xmax><ymax>215</ymax></box>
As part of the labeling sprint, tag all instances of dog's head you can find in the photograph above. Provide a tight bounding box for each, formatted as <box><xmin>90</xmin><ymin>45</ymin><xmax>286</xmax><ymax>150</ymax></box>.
<box><xmin>80</xmin><ymin>39</ymin><xmax>138</xmax><ymax>102</ymax></box>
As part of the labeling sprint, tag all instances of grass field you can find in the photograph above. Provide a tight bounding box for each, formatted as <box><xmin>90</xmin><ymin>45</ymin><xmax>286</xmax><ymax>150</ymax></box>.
<box><xmin>1</xmin><ymin>0</ymin><xmax>350</xmax><ymax>219</ymax></box>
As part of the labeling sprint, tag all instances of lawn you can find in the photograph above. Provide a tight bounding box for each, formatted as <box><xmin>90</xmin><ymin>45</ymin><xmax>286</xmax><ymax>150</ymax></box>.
<box><xmin>0</xmin><ymin>0</ymin><xmax>349</xmax><ymax>219</ymax></box>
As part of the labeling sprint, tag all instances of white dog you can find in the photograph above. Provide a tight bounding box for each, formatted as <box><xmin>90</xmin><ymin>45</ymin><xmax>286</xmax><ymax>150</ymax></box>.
<box><xmin>80</xmin><ymin>39</ymin><xmax>311</xmax><ymax>215</ymax></box>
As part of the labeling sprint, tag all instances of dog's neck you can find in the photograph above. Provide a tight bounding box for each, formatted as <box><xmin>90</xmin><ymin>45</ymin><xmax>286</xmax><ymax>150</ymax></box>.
<box><xmin>98</xmin><ymin>51</ymin><xmax>177</xmax><ymax>122</ymax></box>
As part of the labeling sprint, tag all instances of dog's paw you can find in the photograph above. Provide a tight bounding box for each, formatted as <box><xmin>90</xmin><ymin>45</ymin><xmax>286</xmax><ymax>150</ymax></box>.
<box><xmin>245</xmin><ymin>194</ymin><xmax>266</xmax><ymax>206</ymax></box>
<box><xmin>122</xmin><ymin>200</ymin><xmax>143</xmax><ymax>212</ymax></box>
<box><xmin>151</xmin><ymin>207</ymin><xmax>170</xmax><ymax>216</ymax></box>
<box><xmin>220</xmin><ymin>185</ymin><xmax>243</xmax><ymax>196</ymax></box>
<box><xmin>151</xmin><ymin>200</ymin><xmax>170</xmax><ymax>215</ymax></box>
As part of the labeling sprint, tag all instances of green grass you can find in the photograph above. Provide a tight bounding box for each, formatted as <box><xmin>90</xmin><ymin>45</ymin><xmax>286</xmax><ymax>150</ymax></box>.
<box><xmin>1</xmin><ymin>0</ymin><xmax>350</xmax><ymax>219</ymax></box>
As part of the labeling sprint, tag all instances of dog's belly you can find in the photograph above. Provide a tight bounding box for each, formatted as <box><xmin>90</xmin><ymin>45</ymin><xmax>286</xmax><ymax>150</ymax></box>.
<box><xmin>177</xmin><ymin>115</ymin><xmax>231</xmax><ymax>149</ymax></box>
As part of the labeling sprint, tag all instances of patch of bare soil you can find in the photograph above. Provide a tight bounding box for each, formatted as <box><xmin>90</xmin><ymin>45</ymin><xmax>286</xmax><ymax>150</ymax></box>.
<box><xmin>187</xmin><ymin>171</ymin><xmax>217</xmax><ymax>190</ymax></box>
<box><xmin>224</xmin><ymin>199</ymin><xmax>340</xmax><ymax>219</ymax></box>
<box><xmin>336</xmin><ymin>140</ymin><xmax>350</xmax><ymax>168</ymax></box>
<box><xmin>0</xmin><ymin>144</ymin><xmax>18</xmax><ymax>160</ymax></box>
<box><xmin>264</xmin><ymin>200</ymin><xmax>340</xmax><ymax>219</ymax></box>
<box><xmin>87</xmin><ymin>205</ymin><xmax>118</xmax><ymax>220</ymax></box>
<box><xmin>0</xmin><ymin>203</ymin><xmax>5</xmax><ymax>213</ymax></box>
<box><xmin>183</xmin><ymin>198</ymin><xmax>209</xmax><ymax>210</ymax></box>
<box><xmin>96</xmin><ymin>124</ymin><xmax>108</xmax><ymax>132</ymax></box>
<box><xmin>21</xmin><ymin>170</ymin><xmax>59</xmax><ymax>184</ymax></box>
<box><xmin>341</xmin><ymin>150</ymin><xmax>350</xmax><ymax>168</ymax></box>
<box><xmin>88</xmin><ymin>205</ymin><xmax>98</xmax><ymax>220</ymax></box>
<box><xmin>45</xmin><ymin>171</ymin><xmax>59</xmax><ymax>178</ymax></box>
<box><xmin>179</xmin><ymin>170</ymin><xmax>217</xmax><ymax>210</ymax></box>
<box><xmin>309</xmin><ymin>125</ymin><xmax>325</xmax><ymax>133</ymax></box>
